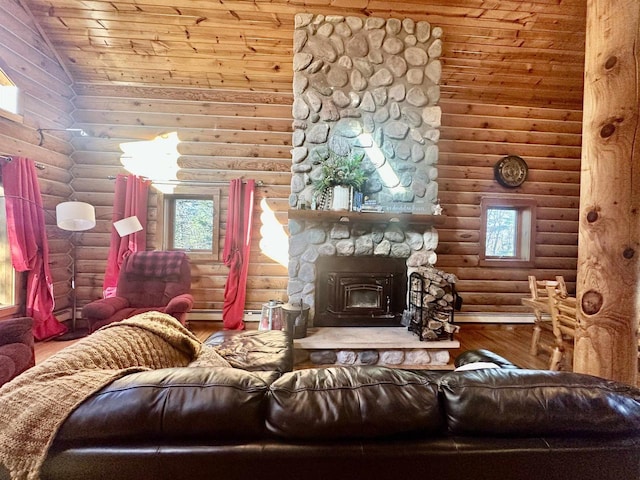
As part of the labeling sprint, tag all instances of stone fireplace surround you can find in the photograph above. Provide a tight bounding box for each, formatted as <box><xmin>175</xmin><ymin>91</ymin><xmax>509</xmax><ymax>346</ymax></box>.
<box><xmin>286</xmin><ymin>213</ymin><xmax>455</xmax><ymax>368</ymax></box>
<box><xmin>287</xmin><ymin>11</ymin><xmax>444</xmax><ymax>310</ymax></box>
<box><xmin>286</xmin><ymin>13</ymin><xmax>453</xmax><ymax>367</ymax></box>
<box><xmin>287</xmin><ymin>212</ymin><xmax>440</xmax><ymax>320</ymax></box>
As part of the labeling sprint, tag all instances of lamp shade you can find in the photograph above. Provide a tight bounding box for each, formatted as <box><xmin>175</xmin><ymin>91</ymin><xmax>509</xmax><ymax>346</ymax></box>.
<box><xmin>56</xmin><ymin>201</ymin><xmax>96</xmax><ymax>232</ymax></box>
<box><xmin>113</xmin><ymin>215</ymin><xmax>143</xmax><ymax>237</ymax></box>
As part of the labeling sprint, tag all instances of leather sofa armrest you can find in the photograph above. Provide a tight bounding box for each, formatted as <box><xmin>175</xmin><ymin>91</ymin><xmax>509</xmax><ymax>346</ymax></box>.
<box><xmin>164</xmin><ymin>294</ymin><xmax>194</xmax><ymax>315</ymax></box>
<box><xmin>81</xmin><ymin>297</ymin><xmax>130</xmax><ymax>320</ymax></box>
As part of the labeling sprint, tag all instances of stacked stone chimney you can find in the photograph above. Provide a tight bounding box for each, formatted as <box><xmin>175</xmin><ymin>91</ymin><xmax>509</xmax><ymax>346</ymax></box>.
<box><xmin>288</xmin><ymin>13</ymin><xmax>444</xmax><ymax>323</ymax></box>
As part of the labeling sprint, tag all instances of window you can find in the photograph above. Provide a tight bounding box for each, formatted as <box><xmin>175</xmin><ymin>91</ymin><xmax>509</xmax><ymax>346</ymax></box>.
<box><xmin>157</xmin><ymin>187</ymin><xmax>220</xmax><ymax>260</ymax></box>
<box><xmin>0</xmin><ymin>183</ymin><xmax>15</xmax><ymax>306</ymax></box>
<box><xmin>479</xmin><ymin>197</ymin><xmax>536</xmax><ymax>267</ymax></box>
<box><xmin>0</xmin><ymin>67</ymin><xmax>23</xmax><ymax>123</ymax></box>
<box><xmin>0</xmin><ymin>181</ymin><xmax>24</xmax><ymax>317</ymax></box>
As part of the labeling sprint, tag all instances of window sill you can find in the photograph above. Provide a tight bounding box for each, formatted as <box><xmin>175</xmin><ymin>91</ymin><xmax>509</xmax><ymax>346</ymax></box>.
<box><xmin>479</xmin><ymin>258</ymin><xmax>535</xmax><ymax>268</ymax></box>
<box><xmin>181</xmin><ymin>251</ymin><xmax>219</xmax><ymax>262</ymax></box>
<box><xmin>0</xmin><ymin>305</ymin><xmax>22</xmax><ymax>320</ymax></box>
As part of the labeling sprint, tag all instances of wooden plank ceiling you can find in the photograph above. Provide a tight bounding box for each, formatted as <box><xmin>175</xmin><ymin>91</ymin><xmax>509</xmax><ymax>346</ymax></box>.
<box><xmin>23</xmin><ymin>0</ymin><xmax>586</xmax><ymax>105</ymax></box>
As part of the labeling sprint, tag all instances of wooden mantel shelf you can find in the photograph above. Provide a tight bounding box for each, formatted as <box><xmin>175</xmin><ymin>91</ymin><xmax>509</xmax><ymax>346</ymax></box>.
<box><xmin>288</xmin><ymin>209</ymin><xmax>445</xmax><ymax>226</ymax></box>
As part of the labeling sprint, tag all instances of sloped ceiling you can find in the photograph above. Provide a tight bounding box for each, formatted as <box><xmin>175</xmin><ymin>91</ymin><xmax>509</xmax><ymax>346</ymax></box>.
<box><xmin>22</xmin><ymin>0</ymin><xmax>586</xmax><ymax>107</ymax></box>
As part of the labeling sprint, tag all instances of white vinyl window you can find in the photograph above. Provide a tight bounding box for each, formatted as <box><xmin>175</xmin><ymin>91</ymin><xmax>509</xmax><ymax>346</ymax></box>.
<box><xmin>157</xmin><ymin>187</ymin><xmax>220</xmax><ymax>260</ymax></box>
<box><xmin>170</xmin><ymin>197</ymin><xmax>215</xmax><ymax>251</ymax></box>
<box><xmin>479</xmin><ymin>197</ymin><xmax>536</xmax><ymax>268</ymax></box>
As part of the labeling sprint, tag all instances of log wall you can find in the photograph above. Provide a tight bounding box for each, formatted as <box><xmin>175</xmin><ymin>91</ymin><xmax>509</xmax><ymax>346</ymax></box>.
<box><xmin>5</xmin><ymin>0</ymin><xmax>588</xmax><ymax>317</ymax></box>
<box><xmin>0</xmin><ymin>0</ymin><xmax>76</xmax><ymax>320</ymax></box>
<box><xmin>69</xmin><ymin>84</ymin><xmax>293</xmax><ymax>311</ymax></box>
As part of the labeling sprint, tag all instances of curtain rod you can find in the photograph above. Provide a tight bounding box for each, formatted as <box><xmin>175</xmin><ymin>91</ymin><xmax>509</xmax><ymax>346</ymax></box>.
<box><xmin>0</xmin><ymin>155</ymin><xmax>46</xmax><ymax>170</ymax></box>
<box><xmin>107</xmin><ymin>176</ymin><xmax>263</xmax><ymax>187</ymax></box>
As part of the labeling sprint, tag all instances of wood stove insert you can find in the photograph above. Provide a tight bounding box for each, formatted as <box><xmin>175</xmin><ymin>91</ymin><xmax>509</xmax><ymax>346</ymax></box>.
<box><xmin>315</xmin><ymin>256</ymin><xmax>407</xmax><ymax>327</ymax></box>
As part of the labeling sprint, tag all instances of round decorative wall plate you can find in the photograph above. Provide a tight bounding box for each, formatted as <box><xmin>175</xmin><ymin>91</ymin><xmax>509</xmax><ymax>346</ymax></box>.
<box><xmin>494</xmin><ymin>155</ymin><xmax>528</xmax><ymax>188</ymax></box>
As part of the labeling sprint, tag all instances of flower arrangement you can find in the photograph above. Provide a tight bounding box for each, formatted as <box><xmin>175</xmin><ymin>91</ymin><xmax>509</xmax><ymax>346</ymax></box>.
<box><xmin>313</xmin><ymin>150</ymin><xmax>366</xmax><ymax>193</ymax></box>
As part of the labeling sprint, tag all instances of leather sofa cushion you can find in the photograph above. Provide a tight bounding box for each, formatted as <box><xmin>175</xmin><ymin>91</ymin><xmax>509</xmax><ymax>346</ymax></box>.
<box><xmin>267</xmin><ymin>366</ymin><xmax>444</xmax><ymax>440</ymax></box>
<box><xmin>57</xmin><ymin>367</ymin><xmax>274</xmax><ymax>444</ymax></box>
<box><xmin>204</xmin><ymin>330</ymin><xmax>293</xmax><ymax>374</ymax></box>
<box><xmin>440</xmin><ymin>369</ymin><xmax>640</xmax><ymax>436</ymax></box>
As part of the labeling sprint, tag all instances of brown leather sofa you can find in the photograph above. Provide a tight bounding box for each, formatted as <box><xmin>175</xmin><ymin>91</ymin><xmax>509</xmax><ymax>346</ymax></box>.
<box><xmin>31</xmin><ymin>335</ymin><xmax>640</xmax><ymax>480</ymax></box>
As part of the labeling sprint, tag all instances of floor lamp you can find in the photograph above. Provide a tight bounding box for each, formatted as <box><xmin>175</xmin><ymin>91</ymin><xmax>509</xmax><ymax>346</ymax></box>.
<box><xmin>113</xmin><ymin>215</ymin><xmax>143</xmax><ymax>237</ymax></box>
<box><xmin>55</xmin><ymin>201</ymin><xmax>96</xmax><ymax>341</ymax></box>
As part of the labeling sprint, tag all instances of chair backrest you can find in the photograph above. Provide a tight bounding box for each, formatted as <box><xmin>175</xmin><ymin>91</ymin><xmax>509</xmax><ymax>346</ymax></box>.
<box><xmin>548</xmin><ymin>289</ymin><xmax>577</xmax><ymax>336</ymax></box>
<box><xmin>546</xmin><ymin>285</ymin><xmax>578</xmax><ymax>367</ymax></box>
<box><xmin>116</xmin><ymin>251</ymin><xmax>191</xmax><ymax>308</ymax></box>
<box><xmin>528</xmin><ymin>275</ymin><xmax>567</xmax><ymax>301</ymax></box>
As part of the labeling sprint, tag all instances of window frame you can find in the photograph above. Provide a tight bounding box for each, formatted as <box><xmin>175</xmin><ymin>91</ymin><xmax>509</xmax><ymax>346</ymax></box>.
<box><xmin>0</xmin><ymin>180</ymin><xmax>25</xmax><ymax>319</ymax></box>
<box><xmin>479</xmin><ymin>197</ymin><xmax>537</xmax><ymax>268</ymax></box>
<box><xmin>157</xmin><ymin>186</ymin><xmax>220</xmax><ymax>261</ymax></box>
<box><xmin>0</xmin><ymin>63</ymin><xmax>24</xmax><ymax>124</ymax></box>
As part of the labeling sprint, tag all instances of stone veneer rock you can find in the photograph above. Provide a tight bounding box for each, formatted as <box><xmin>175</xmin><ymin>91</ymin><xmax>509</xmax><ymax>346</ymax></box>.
<box><xmin>289</xmin><ymin>13</ymin><xmax>443</xmax><ymax>214</ymax></box>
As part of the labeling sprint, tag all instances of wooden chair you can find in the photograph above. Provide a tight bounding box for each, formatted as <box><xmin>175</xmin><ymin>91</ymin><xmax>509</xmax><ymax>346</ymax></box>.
<box><xmin>522</xmin><ymin>275</ymin><xmax>567</xmax><ymax>356</ymax></box>
<box><xmin>546</xmin><ymin>285</ymin><xmax>578</xmax><ymax>371</ymax></box>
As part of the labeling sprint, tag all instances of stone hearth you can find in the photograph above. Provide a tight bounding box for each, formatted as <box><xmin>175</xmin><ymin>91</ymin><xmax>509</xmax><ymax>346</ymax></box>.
<box><xmin>294</xmin><ymin>327</ymin><xmax>459</xmax><ymax>369</ymax></box>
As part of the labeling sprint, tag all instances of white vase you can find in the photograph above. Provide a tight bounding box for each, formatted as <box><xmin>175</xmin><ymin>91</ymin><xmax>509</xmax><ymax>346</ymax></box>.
<box><xmin>331</xmin><ymin>185</ymin><xmax>351</xmax><ymax>211</ymax></box>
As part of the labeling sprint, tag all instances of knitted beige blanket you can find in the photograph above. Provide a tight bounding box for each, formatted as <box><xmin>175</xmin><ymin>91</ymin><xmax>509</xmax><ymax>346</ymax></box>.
<box><xmin>0</xmin><ymin>312</ymin><xmax>203</xmax><ymax>480</ymax></box>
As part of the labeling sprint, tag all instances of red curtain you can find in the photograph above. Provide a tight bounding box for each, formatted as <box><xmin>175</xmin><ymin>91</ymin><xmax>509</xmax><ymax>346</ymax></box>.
<box><xmin>1</xmin><ymin>157</ymin><xmax>66</xmax><ymax>340</ymax></box>
<box><xmin>102</xmin><ymin>174</ymin><xmax>150</xmax><ymax>297</ymax></box>
<box><xmin>222</xmin><ymin>179</ymin><xmax>255</xmax><ymax>330</ymax></box>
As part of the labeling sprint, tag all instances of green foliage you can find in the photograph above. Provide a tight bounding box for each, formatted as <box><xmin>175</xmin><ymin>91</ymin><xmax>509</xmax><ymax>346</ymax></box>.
<box><xmin>485</xmin><ymin>208</ymin><xmax>517</xmax><ymax>257</ymax></box>
<box><xmin>313</xmin><ymin>150</ymin><xmax>366</xmax><ymax>193</ymax></box>
<box><xmin>173</xmin><ymin>199</ymin><xmax>213</xmax><ymax>250</ymax></box>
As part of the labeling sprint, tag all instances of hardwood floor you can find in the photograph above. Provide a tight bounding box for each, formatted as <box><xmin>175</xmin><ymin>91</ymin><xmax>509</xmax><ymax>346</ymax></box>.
<box><xmin>453</xmin><ymin>323</ymin><xmax>555</xmax><ymax>370</ymax></box>
<box><xmin>35</xmin><ymin>321</ymin><xmax>557</xmax><ymax>370</ymax></box>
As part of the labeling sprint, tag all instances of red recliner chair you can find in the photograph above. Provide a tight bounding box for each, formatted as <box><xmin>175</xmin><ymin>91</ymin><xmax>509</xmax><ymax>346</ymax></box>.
<box><xmin>82</xmin><ymin>251</ymin><xmax>194</xmax><ymax>332</ymax></box>
<box><xmin>0</xmin><ymin>317</ymin><xmax>35</xmax><ymax>387</ymax></box>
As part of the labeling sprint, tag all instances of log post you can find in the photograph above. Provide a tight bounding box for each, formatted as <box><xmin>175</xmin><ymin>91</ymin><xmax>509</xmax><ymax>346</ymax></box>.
<box><xmin>574</xmin><ymin>0</ymin><xmax>639</xmax><ymax>384</ymax></box>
